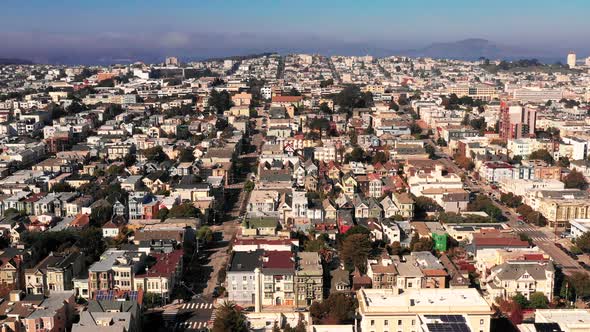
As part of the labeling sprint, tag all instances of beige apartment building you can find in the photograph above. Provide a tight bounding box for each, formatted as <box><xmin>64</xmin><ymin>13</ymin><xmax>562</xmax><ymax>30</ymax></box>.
<box><xmin>24</xmin><ymin>252</ymin><xmax>85</xmax><ymax>295</ymax></box>
<box><xmin>486</xmin><ymin>260</ymin><xmax>555</xmax><ymax>302</ymax></box>
<box><xmin>295</xmin><ymin>252</ymin><xmax>323</xmax><ymax>306</ymax></box>
<box><xmin>357</xmin><ymin>288</ymin><xmax>493</xmax><ymax>332</ymax></box>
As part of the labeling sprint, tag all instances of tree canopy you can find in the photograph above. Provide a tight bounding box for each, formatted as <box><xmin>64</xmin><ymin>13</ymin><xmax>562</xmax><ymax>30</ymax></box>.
<box><xmin>333</xmin><ymin>85</ymin><xmax>373</xmax><ymax>113</ymax></box>
<box><xmin>208</xmin><ymin>90</ymin><xmax>233</xmax><ymax>114</ymax></box>
<box><xmin>529</xmin><ymin>149</ymin><xmax>554</xmax><ymax>165</ymax></box>
<box><xmin>212</xmin><ymin>301</ymin><xmax>248</xmax><ymax>332</ymax></box>
<box><xmin>563</xmin><ymin>170</ymin><xmax>588</xmax><ymax>190</ymax></box>
<box><xmin>142</xmin><ymin>146</ymin><xmax>169</xmax><ymax>163</ymax></box>
<box><xmin>339</xmin><ymin>233</ymin><xmax>371</xmax><ymax>271</ymax></box>
<box><xmin>168</xmin><ymin>202</ymin><xmax>200</xmax><ymax>219</ymax></box>
<box><xmin>310</xmin><ymin>293</ymin><xmax>358</xmax><ymax>325</ymax></box>
<box><xmin>575</xmin><ymin>232</ymin><xmax>590</xmax><ymax>253</ymax></box>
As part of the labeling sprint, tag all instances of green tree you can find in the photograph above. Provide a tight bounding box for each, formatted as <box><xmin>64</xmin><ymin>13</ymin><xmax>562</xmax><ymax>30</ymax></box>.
<box><xmin>409</xmin><ymin>233</ymin><xmax>434</xmax><ymax>252</ymax></box>
<box><xmin>196</xmin><ymin>226</ymin><xmax>213</xmax><ymax>243</ymax></box>
<box><xmin>334</xmin><ymin>85</ymin><xmax>373</xmax><ymax>114</ymax></box>
<box><xmin>339</xmin><ymin>233</ymin><xmax>371</xmax><ymax>271</ymax></box>
<box><xmin>414</xmin><ymin>196</ymin><xmax>443</xmax><ymax>217</ymax></box>
<box><xmin>304</xmin><ymin>238</ymin><xmax>327</xmax><ymax>252</ymax></box>
<box><xmin>142</xmin><ymin>146</ymin><xmax>168</xmax><ymax>163</ymax></box>
<box><xmin>372</xmin><ymin>151</ymin><xmax>388</xmax><ymax>164</ymax></box>
<box><xmin>319</xmin><ymin>102</ymin><xmax>331</xmax><ymax>113</ymax></box>
<box><xmin>208</xmin><ymin>90</ymin><xmax>233</xmax><ymax>114</ymax></box>
<box><xmin>157</xmin><ymin>207</ymin><xmax>169</xmax><ymax>221</ymax></box>
<box><xmin>320</xmin><ymin>79</ymin><xmax>334</xmax><ymax>88</ymax></box>
<box><xmin>106</xmin><ymin>164</ymin><xmax>124</xmax><ymax>176</ymax></box>
<box><xmin>178</xmin><ymin>148</ymin><xmax>195</xmax><ymax>163</ymax></box>
<box><xmin>469</xmin><ymin>117</ymin><xmax>486</xmax><ymax>131</ymax></box>
<box><xmin>529</xmin><ymin>292</ymin><xmax>549</xmax><ymax>309</ymax></box>
<box><xmin>569</xmin><ymin>271</ymin><xmax>590</xmax><ymax>299</ymax></box>
<box><xmin>168</xmin><ymin>202</ymin><xmax>200</xmax><ymax>219</ymax></box>
<box><xmin>468</xmin><ymin>195</ymin><xmax>504</xmax><ymax>221</ymax></box>
<box><xmin>529</xmin><ymin>149</ymin><xmax>554</xmax><ymax>165</ymax></box>
<box><xmin>212</xmin><ymin>301</ymin><xmax>248</xmax><ymax>332</ymax></box>
<box><xmin>309</xmin><ymin>118</ymin><xmax>331</xmax><ymax>133</ymax></box>
<box><xmin>244</xmin><ymin>181</ymin><xmax>255</xmax><ymax>192</ymax></box>
<box><xmin>347</xmin><ymin>147</ymin><xmax>366</xmax><ymax>162</ymax></box>
<box><xmin>389</xmin><ymin>100</ymin><xmax>400</xmax><ymax>111</ymax></box>
<box><xmin>454</xmin><ymin>154</ymin><xmax>475</xmax><ymax>171</ymax></box>
<box><xmin>575</xmin><ymin>232</ymin><xmax>590</xmax><ymax>253</ymax></box>
<box><xmin>284</xmin><ymin>321</ymin><xmax>307</xmax><ymax>332</ymax></box>
<box><xmin>557</xmin><ymin>157</ymin><xmax>570</xmax><ymax>168</ymax></box>
<box><xmin>512</xmin><ymin>293</ymin><xmax>530</xmax><ymax>309</ymax></box>
<box><xmin>310</xmin><ymin>293</ymin><xmax>358</xmax><ymax>325</ymax></box>
<box><xmin>563</xmin><ymin>169</ymin><xmax>588</xmax><ymax>190</ymax></box>
<box><xmin>90</xmin><ymin>205</ymin><xmax>113</xmax><ymax>227</ymax></box>
<box><xmin>51</xmin><ymin>182</ymin><xmax>75</xmax><ymax>192</ymax></box>
<box><xmin>500</xmin><ymin>193</ymin><xmax>522</xmax><ymax>208</ymax></box>
<box><xmin>425</xmin><ymin>144</ymin><xmax>436</xmax><ymax>159</ymax></box>
<box><xmin>285</xmin><ymin>88</ymin><xmax>302</xmax><ymax>96</ymax></box>
<box><xmin>144</xmin><ymin>293</ymin><xmax>163</xmax><ymax>308</ymax></box>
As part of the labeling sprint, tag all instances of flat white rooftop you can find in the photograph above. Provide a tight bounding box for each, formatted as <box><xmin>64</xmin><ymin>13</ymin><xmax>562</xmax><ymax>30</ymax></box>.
<box><xmin>535</xmin><ymin>309</ymin><xmax>590</xmax><ymax>326</ymax></box>
<box><xmin>358</xmin><ymin>288</ymin><xmax>492</xmax><ymax>314</ymax></box>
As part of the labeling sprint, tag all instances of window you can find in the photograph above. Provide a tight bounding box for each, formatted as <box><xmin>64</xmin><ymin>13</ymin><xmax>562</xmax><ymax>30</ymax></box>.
<box><xmin>411</xmin><ymin>319</ymin><xmax>415</xmax><ymax>326</ymax></box>
<box><xmin>384</xmin><ymin>320</ymin><xmax>388</xmax><ymax>326</ymax></box>
<box><xmin>243</xmin><ymin>276</ymin><xmax>247</xmax><ymax>281</ymax></box>
<box><xmin>480</xmin><ymin>319</ymin><xmax>484</xmax><ymax>325</ymax></box>
<box><xmin>398</xmin><ymin>320</ymin><xmax>402</xmax><ymax>326</ymax></box>
<box><xmin>371</xmin><ymin>320</ymin><xmax>375</xmax><ymax>326</ymax></box>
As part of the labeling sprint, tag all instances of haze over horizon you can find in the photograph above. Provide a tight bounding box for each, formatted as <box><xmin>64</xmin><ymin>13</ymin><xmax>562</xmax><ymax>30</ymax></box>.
<box><xmin>1</xmin><ymin>0</ymin><xmax>588</xmax><ymax>64</ymax></box>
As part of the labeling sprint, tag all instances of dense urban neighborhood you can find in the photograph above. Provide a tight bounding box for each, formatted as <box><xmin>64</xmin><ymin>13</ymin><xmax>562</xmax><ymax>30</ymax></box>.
<box><xmin>1</xmin><ymin>52</ymin><xmax>590</xmax><ymax>332</ymax></box>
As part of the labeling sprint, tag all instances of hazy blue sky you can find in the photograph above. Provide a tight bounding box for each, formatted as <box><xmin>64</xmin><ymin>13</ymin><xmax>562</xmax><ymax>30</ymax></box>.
<box><xmin>1</xmin><ymin>0</ymin><xmax>587</xmax><ymax>63</ymax></box>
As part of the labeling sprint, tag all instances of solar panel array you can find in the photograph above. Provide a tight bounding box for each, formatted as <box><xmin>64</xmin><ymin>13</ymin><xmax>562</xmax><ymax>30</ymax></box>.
<box><xmin>424</xmin><ymin>315</ymin><xmax>467</xmax><ymax>323</ymax></box>
<box><xmin>424</xmin><ymin>315</ymin><xmax>471</xmax><ymax>332</ymax></box>
<box><xmin>95</xmin><ymin>290</ymin><xmax>139</xmax><ymax>302</ymax></box>
<box><xmin>426</xmin><ymin>323</ymin><xmax>471</xmax><ymax>332</ymax></box>
<box><xmin>95</xmin><ymin>290</ymin><xmax>115</xmax><ymax>301</ymax></box>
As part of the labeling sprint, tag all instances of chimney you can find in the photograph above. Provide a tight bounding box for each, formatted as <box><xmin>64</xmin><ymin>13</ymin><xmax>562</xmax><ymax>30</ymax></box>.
<box><xmin>9</xmin><ymin>290</ymin><xmax>22</xmax><ymax>302</ymax></box>
<box><xmin>254</xmin><ymin>268</ymin><xmax>262</xmax><ymax>313</ymax></box>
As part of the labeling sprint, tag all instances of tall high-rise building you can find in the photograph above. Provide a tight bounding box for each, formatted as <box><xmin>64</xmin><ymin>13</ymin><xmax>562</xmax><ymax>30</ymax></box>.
<box><xmin>585</xmin><ymin>57</ymin><xmax>590</xmax><ymax>66</ymax></box>
<box><xmin>499</xmin><ymin>102</ymin><xmax>536</xmax><ymax>140</ymax></box>
<box><xmin>165</xmin><ymin>56</ymin><xmax>179</xmax><ymax>67</ymax></box>
<box><xmin>567</xmin><ymin>52</ymin><xmax>576</xmax><ymax>68</ymax></box>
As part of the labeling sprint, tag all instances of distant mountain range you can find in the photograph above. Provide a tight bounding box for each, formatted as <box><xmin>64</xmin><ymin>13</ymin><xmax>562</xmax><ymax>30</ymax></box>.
<box><xmin>0</xmin><ymin>38</ymin><xmax>571</xmax><ymax>65</ymax></box>
<box><xmin>399</xmin><ymin>38</ymin><xmax>562</xmax><ymax>63</ymax></box>
<box><xmin>0</xmin><ymin>58</ymin><xmax>34</xmax><ymax>65</ymax></box>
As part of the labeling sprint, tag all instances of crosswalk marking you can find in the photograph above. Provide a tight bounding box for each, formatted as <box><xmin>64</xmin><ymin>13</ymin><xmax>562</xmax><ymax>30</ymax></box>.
<box><xmin>180</xmin><ymin>302</ymin><xmax>214</xmax><ymax>311</ymax></box>
<box><xmin>174</xmin><ymin>321</ymin><xmax>208</xmax><ymax>330</ymax></box>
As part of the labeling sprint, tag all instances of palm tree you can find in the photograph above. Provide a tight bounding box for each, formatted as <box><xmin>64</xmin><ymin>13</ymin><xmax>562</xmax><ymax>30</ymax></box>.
<box><xmin>212</xmin><ymin>301</ymin><xmax>248</xmax><ymax>332</ymax></box>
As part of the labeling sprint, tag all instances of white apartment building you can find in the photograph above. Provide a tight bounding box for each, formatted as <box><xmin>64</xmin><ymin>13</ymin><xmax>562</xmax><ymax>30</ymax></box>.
<box><xmin>357</xmin><ymin>288</ymin><xmax>493</xmax><ymax>332</ymax></box>
<box><xmin>498</xmin><ymin>178</ymin><xmax>565</xmax><ymax>197</ymax></box>
<box><xmin>486</xmin><ymin>260</ymin><xmax>555</xmax><ymax>302</ymax></box>
<box><xmin>570</xmin><ymin>219</ymin><xmax>590</xmax><ymax>239</ymax></box>
<box><xmin>562</xmin><ymin>136</ymin><xmax>588</xmax><ymax>161</ymax></box>
<box><xmin>313</xmin><ymin>146</ymin><xmax>336</xmax><ymax>162</ymax></box>
<box><xmin>408</xmin><ymin>165</ymin><xmax>463</xmax><ymax>197</ymax></box>
<box><xmin>507</xmin><ymin>138</ymin><xmax>533</xmax><ymax>158</ymax></box>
